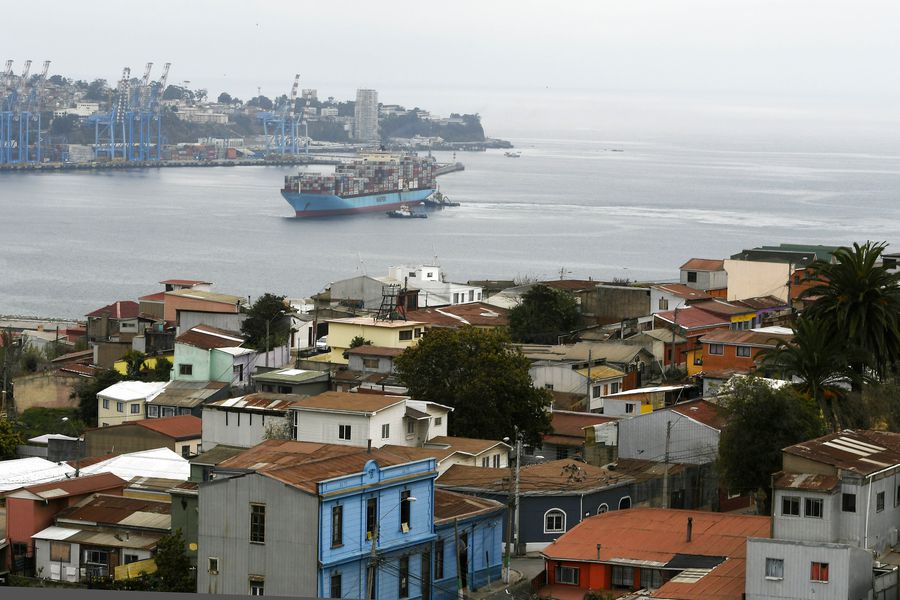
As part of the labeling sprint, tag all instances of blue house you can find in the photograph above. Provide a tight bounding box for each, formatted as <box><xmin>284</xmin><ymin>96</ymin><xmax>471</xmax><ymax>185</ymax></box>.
<box><xmin>197</xmin><ymin>439</ymin><xmax>505</xmax><ymax>599</ymax></box>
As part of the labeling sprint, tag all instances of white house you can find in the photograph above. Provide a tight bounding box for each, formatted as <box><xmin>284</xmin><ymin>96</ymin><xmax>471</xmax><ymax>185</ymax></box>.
<box><xmin>289</xmin><ymin>391</ymin><xmax>451</xmax><ymax>449</ymax></box>
<box><xmin>97</xmin><ymin>380</ymin><xmax>169</xmax><ymax>427</ymax></box>
<box><xmin>385</xmin><ymin>264</ymin><xmax>483</xmax><ymax>307</ymax></box>
<box><xmin>201</xmin><ymin>393</ymin><xmax>302</xmax><ymax>451</ymax></box>
<box><xmin>530</xmin><ymin>360</ymin><xmax>625</xmax><ymax>411</ymax></box>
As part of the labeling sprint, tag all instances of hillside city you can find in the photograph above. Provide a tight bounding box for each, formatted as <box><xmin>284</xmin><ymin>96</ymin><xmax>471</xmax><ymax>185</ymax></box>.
<box><xmin>1</xmin><ymin>240</ymin><xmax>899</xmax><ymax>599</ymax></box>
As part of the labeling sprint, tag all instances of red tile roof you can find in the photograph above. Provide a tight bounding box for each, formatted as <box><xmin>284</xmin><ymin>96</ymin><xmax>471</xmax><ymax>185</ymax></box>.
<box><xmin>404</xmin><ymin>303</ymin><xmax>509</xmax><ymax>328</ymax></box>
<box><xmin>17</xmin><ymin>472</ymin><xmax>127</xmax><ymax>499</ymax></box>
<box><xmin>85</xmin><ymin>301</ymin><xmax>140</xmax><ymax>319</ymax></box>
<box><xmin>546</xmin><ymin>411</ymin><xmax>616</xmax><ymax>444</ymax></box>
<box><xmin>654</xmin><ymin>307</ymin><xmax>730</xmax><ymax>331</ymax></box>
<box><xmin>680</xmin><ymin>258</ymin><xmax>725</xmax><ymax>271</ymax></box>
<box><xmin>175</xmin><ymin>325</ymin><xmax>245</xmax><ymax>350</ymax></box>
<box><xmin>652</xmin><ymin>283</ymin><xmax>712</xmax><ymax>301</ymax></box>
<box><xmin>134</xmin><ymin>415</ymin><xmax>202</xmax><ymax>440</ymax></box>
<box><xmin>671</xmin><ymin>400</ymin><xmax>726</xmax><ymax>430</ymax></box>
<box><xmin>139</xmin><ymin>291</ymin><xmax>167</xmax><ymax>302</ymax></box>
<box><xmin>57</xmin><ymin>364</ymin><xmax>99</xmax><ymax>377</ymax></box>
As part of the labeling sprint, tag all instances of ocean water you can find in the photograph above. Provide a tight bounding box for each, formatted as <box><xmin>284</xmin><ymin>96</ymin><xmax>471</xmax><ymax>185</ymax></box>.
<box><xmin>2</xmin><ymin>133</ymin><xmax>900</xmax><ymax>319</ymax></box>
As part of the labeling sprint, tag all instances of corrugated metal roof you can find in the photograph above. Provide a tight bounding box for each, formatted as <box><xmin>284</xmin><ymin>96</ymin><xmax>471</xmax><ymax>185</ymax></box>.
<box><xmin>783</xmin><ymin>429</ymin><xmax>900</xmax><ymax>476</ymax></box>
<box><xmin>79</xmin><ymin>448</ymin><xmax>189</xmax><ymax>481</ymax></box>
<box><xmin>425</xmin><ymin>436</ymin><xmax>510</xmax><ymax>456</ymax></box>
<box><xmin>165</xmin><ymin>289</ymin><xmax>242</xmax><ymax>304</ymax></box>
<box><xmin>97</xmin><ymin>380</ymin><xmax>168</xmax><ymax>402</ymax></box>
<box><xmin>652</xmin><ymin>283</ymin><xmax>713</xmax><ymax>301</ymax></box>
<box><xmin>773</xmin><ymin>471</ymin><xmax>840</xmax><ymax>491</ymax></box>
<box><xmin>85</xmin><ymin>301</ymin><xmax>140</xmax><ymax>319</ymax></box>
<box><xmin>437</xmin><ymin>459</ymin><xmax>631</xmax><ymax>494</ymax></box>
<box><xmin>253</xmin><ymin>368</ymin><xmax>329</xmax><ymax>383</ymax></box>
<box><xmin>289</xmin><ymin>391</ymin><xmax>407</xmax><ymax>414</ymax></box>
<box><xmin>699</xmin><ymin>329</ymin><xmax>792</xmax><ymax>347</ymax></box>
<box><xmin>434</xmin><ymin>489</ymin><xmax>503</xmax><ymax>524</ymax></box>
<box><xmin>134</xmin><ymin>415</ymin><xmax>202</xmax><ymax>440</ymax></box>
<box><xmin>175</xmin><ymin>325</ymin><xmax>245</xmax><ymax>350</ymax></box>
<box><xmin>574</xmin><ymin>365</ymin><xmax>625</xmax><ymax>381</ymax></box>
<box><xmin>12</xmin><ymin>472</ymin><xmax>126</xmax><ymax>499</ymax></box>
<box><xmin>32</xmin><ymin>526</ymin><xmax>80</xmax><ymax>541</ymax></box>
<box><xmin>680</xmin><ymin>258</ymin><xmax>726</xmax><ymax>272</ymax></box>
<box><xmin>208</xmin><ymin>392</ymin><xmax>306</xmax><ymax>413</ymax></box>
<box><xmin>346</xmin><ymin>346</ymin><xmax>404</xmax><ymax>358</ymax></box>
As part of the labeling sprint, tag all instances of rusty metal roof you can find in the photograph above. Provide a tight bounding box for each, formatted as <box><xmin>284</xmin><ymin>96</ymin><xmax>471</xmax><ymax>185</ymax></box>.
<box><xmin>208</xmin><ymin>393</ymin><xmax>307</xmax><ymax>413</ymax></box>
<box><xmin>437</xmin><ymin>459</ymin><xmax>632</xmax><ymax>495</ymax></box>
<box><xmin>783</xmin><ymin>429</ymin><xmax>900</xmax><ymax>476</ymax></box>
<box><xmin>773</xmin><ymin>471</ymin><xmax>840</xmax><ymax>491</ymax></box>
<box><xmin>680</xmin><ymin>258</ymin><xmax>726</xmax><ymax>272</ymax></box>
<box><xmin>699</xmin><ymin>329</ymin><xmax>792</xmax><ymax>347</ymax></box>
<box><xmin>56</xmin><ymin>494</ymin><xmax>170</xmax><ymax>531</ymax></box>
<box><xmin>15</xmin><ymin>472</ymin><xmax>127</xmax><ymax>500</ymax></box>
<box><xmin>434</xmin><ymin>489</ymin><xmax>503</xmax><ymax>525</ymax></box>
<box><xmin>346</xmin><ymin>346</ymin><xmax>404</xmax><ymax>357</ymax></box>
<box><xmin>175</xmin><ymin>324</ymin><xmax>245</xmax><ymax>350</ymax></box>
<box><xmin>289</xmin><ymin>391</ymin><xmax>407</xmax><ymax>414</ymax></box>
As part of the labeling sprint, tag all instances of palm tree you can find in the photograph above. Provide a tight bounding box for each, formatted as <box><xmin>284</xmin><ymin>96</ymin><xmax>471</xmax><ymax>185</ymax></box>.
<box><xmin>761</xmin><ymin>317</ymin><xmax>863</xmax><ymax>431</ymax></box>
<box><xmin>801</xmin><ymin>241</ymin><xmax>900</xmax><ymax>382</ymax></box>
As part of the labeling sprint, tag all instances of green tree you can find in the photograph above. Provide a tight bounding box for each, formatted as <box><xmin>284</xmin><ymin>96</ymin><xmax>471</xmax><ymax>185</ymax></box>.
<box><xmin>152</xmin><ymin>529</ymin><xmax>195</xmax><ymax>592</ymax></box>
<box><xmin>802</xmin><ymin>241</ymin><xmax>900</xmax><ymax>382</ymax></box>
<box><xmin>148</xmin><ymin>357</ymin><xmax>173</xmax><ymax>382</ymax></box>
<box><xmin>72</xmin><ymin>369</ymin><xmax>122</xmax><ymax>426</ymax></box>
<box><xmin>241</xmin><ymin>293</ymin><xmax>291</xmax><ymax>352</ymax></box>
<box><xmin>18</xmin><ymin>407</ymin><xmax>84</xmax><ymax>440</ymax></box>
<box><xmin>122</xmin><ymin>349</ymin><xmax>148</xmax><ymax>378</ymax></box>
<box><xmin>509</xmin><ymin>284</ymin><xmax>580</xmax><ymax>344</ymax></box>
<box><xmin>217</xmin><ymin>92</ymin><xmax>232</xmax><ymax>104</ymax></box>
<box><xmin>0</xmin><ymin>419</ymin><xmax>23</xmax><ymax>459</ymax></box>
<box><xmin>349</xmin><ymin>336</ymin><xmax>372</xmax><ymax>348</ymax></box>
<box><xmin>83</xmin><ymin>78</ymin><xmax>108</xmax><ymax>101</ymax></box>
<box><xmin>395</xmin><ymin>327</ymin><xmax>551</xmax><ymax>445</ymax></box>
<box><xmin>718</xmin><ymin>377</ymin><xmax>826</xmax><ymax>513</ymax></box>
<box><xmin>762</xmin><ymin>317</ymin><xmax>864</xmax><ymax>431</ymax></box>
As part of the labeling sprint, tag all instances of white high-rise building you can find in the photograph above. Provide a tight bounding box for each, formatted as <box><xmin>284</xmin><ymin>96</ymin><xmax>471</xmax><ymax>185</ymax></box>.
<box><xmin>353</xmin><ymin>88</ymin><xmax>378</xmax><ymax>141</ymax></box>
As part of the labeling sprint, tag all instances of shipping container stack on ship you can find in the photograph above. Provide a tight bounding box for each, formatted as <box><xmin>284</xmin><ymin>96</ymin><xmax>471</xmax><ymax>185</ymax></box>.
<box><xmin>281</xmin><ymin>154</ymin><xmax>435</xmax><ymax>198</ymax></box>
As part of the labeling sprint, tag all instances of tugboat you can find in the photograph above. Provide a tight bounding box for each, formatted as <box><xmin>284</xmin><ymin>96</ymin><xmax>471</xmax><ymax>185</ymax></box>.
<box><xmin>387</xmin><ymin>204</ymin><xmax>427</xmax><ymax>219</ymax></box>
<box><xmin>423</xmin><ymin>191</ymin><xmax>460</xmax><ymax>208</ymax></box>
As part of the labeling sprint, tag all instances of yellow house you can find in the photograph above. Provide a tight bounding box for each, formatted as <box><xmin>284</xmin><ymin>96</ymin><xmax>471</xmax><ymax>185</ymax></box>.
<box><xmin>311</xmin><ymin>317</ymin><xmax>428</xmax><ymax>364</ymax></box>
<box><xmin>97</xmin><ymin>380</ymin><xmax>168</xmax><ymax>427</ymax></box>
<box><xmin>113</xmin><ymin>355</ymin><xmax>174</xmax><ymax>376</ymax></box>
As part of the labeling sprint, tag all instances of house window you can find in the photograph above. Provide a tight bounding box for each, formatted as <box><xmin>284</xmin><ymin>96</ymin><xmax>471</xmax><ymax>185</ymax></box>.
<box><xmin>708</xmin><ymin>344</ymin><xmax>724</xmax><ymax>355</ymax></box>
<box><xmin>339</xmin><ymin>424</ymin><xmax>352</xmax><ymax>440</ymax></box>
<box><xmin>363</xmin><ymin>358</ymin><xmax>379</xmax><ymax>369</ymax></box>
<box><xmin>414</xmin><ymin>328</ymin><xmax>422</xmax><ymax>338</ymax></box>
<box><xmin>609</xmin><ymin>382</ymin><xmax>620</xmax><ymax>394</ymax></box>
<box><xmin>686</xmin><ymin>271</ymin><xmax>697</xmax><ymax>283</ymax></box>
<box><xmin>592</xmin><ymin>385</ymin><xmax>602</xmax><ymax>398</ymax></box>
<box><xmin>625</xmin><ymin>403</ymin><xmax>635</xmax><ymax>414</ymax></box>
<box><xmin>124</xmin><ymin>554</ymin><xmax>139</xmax><ymax>564</ymax></box>
<box><xmin>765</xmin><ymin>558</ymin><xmax>784</xmax><ymax>579</ymax></box>
<box><xmin>434</xmin><ymin>540</ymin><xmax>444</xmax><ymax>579</ymax></box>
<box><xmin>147</xmin><ymin>405</ymin><xmax>159</xmax><ymax>418</ymax></box>
<box><xmin>555</xmin><ymin>565</ymin><xmax>579</xmax><ymax>585</ymax></box>
<box><xmin>782</xmin><ymin>496</ymin><xmax>800</xmax><ymax>516</ymax></box>
<box><xmin>482</xmin><ymin>456</ymin><xmax>490</xmax><ymax>467</ymax></box>
<box><xmin>453</xmin><ymin>293</ymin><xmax>459</xmax><ymax>303</ymax></box>
<box><xmin>330</xmin><ymin>573</ymin><xmax>342</xmax><ymax>598</ymax></box>
<box><xmin>612</xmin><ymin>565</ymin><xmax>633</xmax><ymax>589</ymax></box>
<box><xmin>179</xmin><ymin>363</ymin><xmax>193</xmax><ymax>375</ymax></box>
<box><xmin>810</xmin><ymin>562</ymin><xmax>829</xmax><ymax>583</ymax></box>
<box><xmin>641</xmin><ymin>568</ymin><xmax>663</xmax><ymax>589</ymax></box>
<box><xmin>619</xmin><ymin>496</ymin><xmax>632</xmax><ymax>509</ymax></box>
<box><xmin>102</xmin><ymin>398</ymin><xmax>109</xmax><ymax>410</ymax></box>
<box><xmin>877</xmin><ymin>491</ymin><xmax>885</xmax><ymax>512</ymax></box>
<box><xmin>207</xmin><ymin>557</ymin><xmax>219</xmax><ymax>574</ymax></box>
<box><xmin>399</xmin><ymin>556</ymin><xmax>409</xmax><ymax>598</ymax></box>
<box><xmin>250</xmin><ymin>504</ymin><xmax>266</xmax><ymax>544</ymax></box>
<box><xmin>381</xmin><ymin>424</ymin><xmax>390</xmax><ymax>439</ymax></box>
<box><xmin>407</xmin><ymin>420</ymin><xmax>416</xmax><ymax>435</ymax></box>
<box><xmin>366</xmin><ymin>497</ymin><xmax>377</xmax><ymax>540</ymax></box>
<box><xmin>250</xmin><ymin>580</ymin><xmax>264</xmax><ymax>596</ymax></box>
<box><xmin>805</xmin><ymin>498</ymin><xmax>823</xmax><ymax>518</ymax></box>
<box><xmin>493</xmin><ymin>454</ymin><xmax>500</xmax><ymax>468</ymax></box>
<box><xmin>182</xmin><ymin>446</ymin><xmax>190</xmax><ymax>458</ymax></box>
<box><xmin>116</xmin><ymin>401</ymin><xmax>124</xmax><ymax>413</ymax></box>
<box><xmin>597</xmin><ymin>504</ymin><xmax>609</xmax><ymax>514</ymax></box>
<box><xmin>331</xmin><ymin>505</ymin><xmax>343</xmax><ymax>547</ymax></box>
<box><xmin>399</xmin><ymin>330</ymin><xmax>413</xmax><ymax>341</ymax></box>
<box><xmin>130</xmin><ymin>403</ymin><xmax>141</xmax><ymax>414</ymax></box>
<box><xmin>658</xmin><ymin>298</ymin><xmax>669</xmax><ymax>311</ymax></box>
<box><xmin>842</xmin><ymin>492</ymin><xmax>856</xmax><ymax>512</ymax></box>
<box><xmin>233</xmin><ymin>364</ymin><xmax>244</xmax><ymax>382</ymax></box>
<box><xmin>468</xmin><ymin>290</ymin><xmax>474</xmax><ymax>302</ymax></box>
<box><xmin>400</xmin><ymin>490</ymin><xmax>412</xmax><ymax>532</ymax></box>
<box><xmin>50</xmin><ymin>542</ymin><xmax>71</xmax><ymax>562</ymax></box>
<box><xmin>736</xmin><ymin>346</ymin><xmax>751</xmax><ymax>358</ymax></box>
<box><xmin>435</xmin><ymin>417</ymin><xmax>442</xmax><ymax>426</ymax></box>
<box><xmin>544</xmin><ymin>509</ymin><xmax>565</xmax><ymax>533</ymax></box>
<box><xmin>162</xmin><ymin>407</ymin><xmax>175</xmax><ymax>417</ymax></box>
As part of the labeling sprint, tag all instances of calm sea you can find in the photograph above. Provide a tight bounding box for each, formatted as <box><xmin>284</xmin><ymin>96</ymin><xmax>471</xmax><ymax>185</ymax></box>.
<box><xmin>3</xmin><ymin>130</ymin><xmax>900</xmax><ymax>318</ymax></box>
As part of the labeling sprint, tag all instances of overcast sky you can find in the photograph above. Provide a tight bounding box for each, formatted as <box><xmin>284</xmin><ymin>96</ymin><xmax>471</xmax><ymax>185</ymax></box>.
<box><xmin>7</xmin><ymin>1</ymin><xmax>900</xmax><ymax>138</ymax></box>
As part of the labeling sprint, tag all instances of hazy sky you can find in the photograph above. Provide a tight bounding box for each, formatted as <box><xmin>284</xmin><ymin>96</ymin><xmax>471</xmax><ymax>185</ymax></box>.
<box><xmin>7</xmin><ymin>1</ymin><xmax>900</xmax><ymax>139</ymax></box>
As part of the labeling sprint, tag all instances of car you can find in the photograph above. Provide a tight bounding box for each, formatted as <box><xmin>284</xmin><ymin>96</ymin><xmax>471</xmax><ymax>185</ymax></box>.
<box><xmin>315</xmin><ymin>336</ymin><xmax>329</xmax><ymax>352</ymax></box>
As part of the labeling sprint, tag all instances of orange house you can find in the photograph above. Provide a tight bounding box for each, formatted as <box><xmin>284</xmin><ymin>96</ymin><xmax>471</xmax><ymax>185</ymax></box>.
<box><xmin>698</xmin><ymin>328</ymin><xmax>793</xmax><ymax>377</ymax></box>
<box><xmin>4</xmin><ymin>472</ymin><xmax>126</xmax><ymax>570</ymax></box>
<box><xmin>163</xmin><ymin>288</ymin><xmax>244</xmax><ymax>323</ymax></box>
<box><xmin>539</xmin><ymin>508</ymin><xmax>770</xmax><ymax>599</ymax></box>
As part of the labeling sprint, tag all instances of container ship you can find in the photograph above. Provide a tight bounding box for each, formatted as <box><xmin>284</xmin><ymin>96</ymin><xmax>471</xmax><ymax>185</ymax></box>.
<box><xmin>281</xmin><ymin>153</ymin><xmax>436</xmax><ymax>217</ymax></box>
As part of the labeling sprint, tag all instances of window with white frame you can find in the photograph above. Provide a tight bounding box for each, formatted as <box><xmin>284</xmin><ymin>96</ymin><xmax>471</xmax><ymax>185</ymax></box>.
<box><xmin>208</xmin><ymin>557</ymin><xmax>219</xmax><ymax>574</ymax></box>
<box><xmin>147</xmin><ymin>404</ymin><xmax>159</xmax><ymax>418</ymax></box>
<box><xmin>765</xmin><ymin>558</ymin><xmax>784</xmax><ymax>579</ymax></box>
<box><xmin>381</xmin><ymin>423</ymin><xmax>390</xmax><ymax>439</ymax></box>
<box><xmin>612</xmin><ymin>565</ymin><xmax>633</xmax><ymax>589</ymax></box>
<box><xmin>609</xmin><ymin>382</ymin><xmax>620</xmax><ymax>394</ymax></box>
<box><xmin>434</xmin><ymin>417</ymin><xmax>442</xmax><ymax>426</ymax></box>
<box><xmin>482</xmin><ymin>456</ymin><xmax>490</xmax><ymax>467</ymax></box>
<box><xmin>102</xmin><ymin>398</ymin><xmax>109</xmax><ymax>410</ymax></box>
<box><xmin>782</xmin><ymin>495</ymin><xmax>800</xmax><ymax>516</ymax></box>
<box><xmin>708</xmin><ymin>344</ymin><xmax>724</xmax><ymax>355</ymax></box>
<box><xmin>339</xmin><ymin>424</ymin><xmax>351</xmax><ymax>440</ymax></box>
<box><xmin>619</xmin><ymin>496</ymin><xmax>632</xmax><ymax>509</ymax></box>
<box><xmin>805</xmin><ymin>497</ymin><xmax>823</xmax><ymax>519</ymax></box>
<box><xmin>544</xmin><ymin>509</ymin><xmax>565</xmax><ymax>533</ymax></box>
<box><xmin>492</xmin><ymin>454</ymin><xmax>500</xmax><ymax>468</ymax></box>
<box><xmin>810</xmin><ymin>562</ymin><xmax>829</xmax><ymax>582</ymax></box>
<box><xmin>736</xmin><ymin>346</ymin><xmax>752</xmax><ymax>358</ymax></box>
<box><xmin>250</xmin><ymin>580</ymin><xmax>265</xmax><ymax>595</ymax></box>
<box><xmin>597</xmin><ymin>504</ymin><xmax>609</xmax><ymax>514</ymax></box>
<box><xmin>116</xmin><ymin>401</ymin><xmax>124</xmax><ymax>413</ymax></box>
<box><xmin>407</xmin><ymin>420</ymin><xmax>415</xmax><ymax>435</ymax></box>
<box><xmin>877</xmin><ymin>491</ymin><xmax>885</xmax><ymax>512</ymax></box>
<box><xmin>130</xmin><ymin>403</ymin><xmax>141</xmax><ymax>414</ymax></box>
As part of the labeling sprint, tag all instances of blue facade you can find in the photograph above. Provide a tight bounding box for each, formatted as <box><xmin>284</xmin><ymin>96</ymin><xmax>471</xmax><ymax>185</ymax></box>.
<box><xmin>432</xmin><ymin>511</ymin><xmax>505</xmax><ymax>600</ymax></box>
<box><xmin>318</xmin><ymin>458</ymin><xmax>438</xmax><ymax>600</ymax></box>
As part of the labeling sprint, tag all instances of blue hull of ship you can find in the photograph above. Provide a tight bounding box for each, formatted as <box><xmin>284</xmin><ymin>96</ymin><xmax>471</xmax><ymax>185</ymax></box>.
<box><xmin>281</xmin><ymin>188</ymin><xmax>435</xmax><ymax>217</ymax></box>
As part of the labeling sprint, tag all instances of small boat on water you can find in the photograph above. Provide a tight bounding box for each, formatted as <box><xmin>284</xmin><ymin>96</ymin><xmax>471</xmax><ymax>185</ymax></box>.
<box><xmin>387</xmin><ymin>204</ymin><xmax>427</xmax><ymax>219</ymax></box>
<box><xmin>423</xmin><ymin>191</ymin><xmax>460</xmax><ymax>208</ymax></box>
<box><xmin>504</xmin><ymin>151</ymin><xmax>521</xmax><ymax>158</ymax></box>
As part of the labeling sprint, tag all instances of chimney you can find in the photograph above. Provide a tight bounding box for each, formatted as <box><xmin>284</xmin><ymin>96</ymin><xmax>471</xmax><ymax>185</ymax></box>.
<box><xmin>367</xmin><ymin>439</ymin><xmax>372</xmax><ymax>453</ymax></box>
<box><xmin>686</xmin><ymin>517</ymin><xmax>693</xmax><ymax>543</ymax></box>
<box><xmin>596</xmin><ymin>544</ymin><xmax>602</xmax><ymax>560</ymax></box>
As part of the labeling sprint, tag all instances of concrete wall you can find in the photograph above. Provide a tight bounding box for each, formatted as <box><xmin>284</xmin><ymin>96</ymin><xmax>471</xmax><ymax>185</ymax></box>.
<box><xmin>724</xmin><ymin>259</ymin><xmax>791</xmax><ymax>302</ymax></box>
<box><xmin>197</xmin><ymin>472</ymin><xmax>319</xmax><ymax>597</ymax></box>
<box><xmin>172</xmin><ymin>343</ymin><xmax>213</xmax><ymax>382</ymax></box>
<box><xmin>617</xmin><ymin>409</ymin><xmax>720</xmax><ymax>465</ymax></box>
<box><xmin>773</xmin><ymin>488</ymin><xmax>841</xmax><ymax>544</ymax></box>
<box><xmin>591</xmin><ymin>286</ymin><xmax>650</xmax><ymax>324</ymax></box>
<box><xmin>293</xmin><ymin>410</ymin><xmax>371</xmax><ymax>447</ymax></box>
<box><xmin>12</xmin><ymin>371</ymin><xmax>81</xmax><ymax>412</ymax></box>
<box><xmin>328</xmin><ymin>276</ymin><xmax>386</xmax><ymax>310</ymax></box>
<box><xmin>177</xmin><ymin>310</ymin><xmax>245</xmax><ymax>336</ymax></box>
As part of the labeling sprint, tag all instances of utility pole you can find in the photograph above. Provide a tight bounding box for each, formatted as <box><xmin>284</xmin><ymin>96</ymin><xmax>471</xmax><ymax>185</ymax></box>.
<box><xmin>367</xmin><ymin>522</ymin><xmax>378</xmax><ymax>600</ymax></box>
<box><xmin>668</xmin><ymin>306</ymin><xmax>680</xmax><ymax>379</ymax></box>
<box><xmin>513</xmin><ymin>427</ymin><xmax>522</xmax><ymax>557</ymax></box>
<box><xmin>586</xmin><ymin>349</ymin><xmax>592</xmax><ymax>405</ymax></box>
<box><xmin>503</xmin><ymin>450</ymin><xmax>514</xmax><ymax>583</ymax></box>
<box><xmin>454</xmin><ymin>517</ymin><xmax>464</xmax><ymax>600</ymax></box>
<box><xmin>662</xmin><ymin>420</ymin><xmax>672</xmax><ymax>508</ymax></box>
